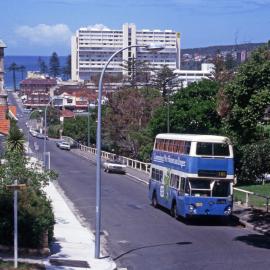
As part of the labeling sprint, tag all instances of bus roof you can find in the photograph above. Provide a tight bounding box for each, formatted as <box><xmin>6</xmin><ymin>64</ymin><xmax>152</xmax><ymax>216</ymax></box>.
<box><xmin>156</xmin><ymin>133</ymin><xmax>232</xmax><ymax>144</ymax></box>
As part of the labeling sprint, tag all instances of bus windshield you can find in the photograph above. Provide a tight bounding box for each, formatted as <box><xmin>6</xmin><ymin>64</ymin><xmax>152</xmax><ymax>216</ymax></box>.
<box><xmin>188</xmin><ymin>178</ymin><xmax>231</xmax><ymax>197</ymax></box>
<box><xmin>196</xmin><ymin>142</ymin><xmax>230</xmax><ymax>156</ymax></box>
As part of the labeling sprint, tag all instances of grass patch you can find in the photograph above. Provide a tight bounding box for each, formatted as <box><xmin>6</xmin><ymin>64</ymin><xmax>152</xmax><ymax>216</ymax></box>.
<box><xmin>234</xmin><ymin>183</ymin><xmax>270</xmax><ymax>208</ymax></box>
<box><xmin>0</xmin><ymin>260</ymin><xmax>45</xmax><ymax>270</ymax></box>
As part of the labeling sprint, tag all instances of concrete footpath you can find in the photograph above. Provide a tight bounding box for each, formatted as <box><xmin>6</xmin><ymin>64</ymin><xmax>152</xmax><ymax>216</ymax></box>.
<box><xmin>43</xmin><ymin>182</ymin><xmax>116</xmax><ymax>270</ymax></box>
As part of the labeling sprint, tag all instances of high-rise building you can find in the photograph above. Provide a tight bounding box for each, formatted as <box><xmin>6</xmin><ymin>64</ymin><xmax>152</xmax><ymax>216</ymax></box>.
<box><xmin>71</xmin><ymin>23</ymin><xmax>180</xmax><ymax>81</ymax></box>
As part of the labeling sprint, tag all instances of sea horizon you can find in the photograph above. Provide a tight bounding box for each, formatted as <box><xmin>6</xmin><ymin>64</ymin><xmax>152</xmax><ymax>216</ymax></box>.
<box><xmin>4</xmin><ymin>55</ymin><xmax>68</xmax><ymax>88</ymax></box>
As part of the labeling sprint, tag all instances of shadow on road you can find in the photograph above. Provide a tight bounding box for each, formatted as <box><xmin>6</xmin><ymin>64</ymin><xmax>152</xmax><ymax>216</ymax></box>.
<box><xmin>113</xmin><ymin>241</ymin><xmax>192</xmax><ymax>261</ymax></box>
<box><xmin>234</xmin><ymin>234</ymin><xmax>270</xmax><ymax>249</ymax></box>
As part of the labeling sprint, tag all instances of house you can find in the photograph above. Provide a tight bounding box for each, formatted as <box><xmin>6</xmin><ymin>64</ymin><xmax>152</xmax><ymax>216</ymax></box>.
<box><xmin>20</xmin><ymin>77</ymin><xmax>57</xmax><ymax>108</ymax></box>
<box><xmin>0</xmin><ymin>40</ymin><xmax>17</xmax><ymax>137</ymax></box>
<box><xmin>54</xmin><ymin>86</ymin><xmax>98</xmax><ymax>111</ymax></box>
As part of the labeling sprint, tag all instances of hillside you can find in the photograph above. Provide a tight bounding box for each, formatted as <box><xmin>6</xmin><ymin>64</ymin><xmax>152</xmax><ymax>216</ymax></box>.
<box><xmin>182</xmin><ymin>42</ymin><xmax>265</xmax><ymax>56</ymax></box>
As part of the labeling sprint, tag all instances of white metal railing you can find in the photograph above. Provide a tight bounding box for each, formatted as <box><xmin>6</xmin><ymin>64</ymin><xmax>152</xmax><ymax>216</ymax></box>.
<box><xmin>78</xmin><ymin>143</ymin><xmax>151</xmax><ymax>174</ymax></box>
<box><xmin>233</xmin><ymin>187</ymin><xmax>269</xmax><ymax>212</ymax></box>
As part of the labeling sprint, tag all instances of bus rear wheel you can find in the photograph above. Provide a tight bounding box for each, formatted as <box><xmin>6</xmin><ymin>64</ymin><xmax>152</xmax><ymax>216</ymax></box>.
<box><xmin>152</xmin><ymin>193</ymin><xmax>158</xmax><ymax>208</ymax></box>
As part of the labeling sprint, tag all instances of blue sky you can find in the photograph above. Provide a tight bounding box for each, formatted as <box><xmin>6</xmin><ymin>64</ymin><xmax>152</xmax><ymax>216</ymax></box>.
<box><xmin>1</xmin><ymin>0</ymin><xmax>269</xmax><ymax>55</ymax></box>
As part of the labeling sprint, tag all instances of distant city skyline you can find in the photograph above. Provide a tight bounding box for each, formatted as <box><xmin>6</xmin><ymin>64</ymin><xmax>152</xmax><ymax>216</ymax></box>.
<box><xmin>1</xmin><ymin>0</ymin><xmax>270</xmax><ymax>55</ymax></box>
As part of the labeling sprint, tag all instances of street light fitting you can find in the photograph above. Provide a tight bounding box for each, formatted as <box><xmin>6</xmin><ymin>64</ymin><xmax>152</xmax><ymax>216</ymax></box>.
<box><xmin>144</xmin><ymin>43</ymin><xmax>165</xmax><ymax>52</ymax></box>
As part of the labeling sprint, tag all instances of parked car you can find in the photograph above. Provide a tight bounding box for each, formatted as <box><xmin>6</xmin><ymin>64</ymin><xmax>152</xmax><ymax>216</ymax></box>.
<box><xmin>36</xmin><ymin>133</ymin><xmax>48</xmax><ymax>139</ymax></box>
<box><xmin>58</xmin><ymin>141</ymin><xmax>71</xmax><ymax>151</ymax></box>
<box><xmin>29</xmin><ymin>129</ymin><xmax>38</xmax><ymax>137</ymax></box>
<box><xmin>103</xmin><ymin>159</ymin><xmax>126</xmax><ymax>174</ymax></box>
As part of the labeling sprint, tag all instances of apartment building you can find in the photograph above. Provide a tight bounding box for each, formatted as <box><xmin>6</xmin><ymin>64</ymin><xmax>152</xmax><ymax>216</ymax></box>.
<box><xmin>174</xmin><ymin>63</ymin><xmax>214</xmax><ymax>88</ymax></box>
<box><xmin>71</xmin><ymin>23</ymin><xmax>180</xmax><ymax>81</ymax></box>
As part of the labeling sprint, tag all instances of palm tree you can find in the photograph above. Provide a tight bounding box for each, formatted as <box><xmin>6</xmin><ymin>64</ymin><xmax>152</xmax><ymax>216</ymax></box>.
<box><xmin>19</xmin><ymin>65</ymin><xmax>26</xmax><ymax>80</ymax></box>
<box><xmin>6</xmin><ymin>123</ymin><xmax>25</xmax><ymax>153</ymax></box>
<box><xmin>8</xmin><ymin>62</ymin><xmax>19</xmax><ymax>90</ymax></box>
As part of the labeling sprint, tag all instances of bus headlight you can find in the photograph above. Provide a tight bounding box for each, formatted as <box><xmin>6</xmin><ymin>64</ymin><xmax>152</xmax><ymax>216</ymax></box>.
<box><xmin>188</xmin><ymin>204</ymin><xmax>196</xmax><ymax>214</ymax></box>
<box><xmin>224</xmin><ymin>206</ymin><xmax>232</xmax><ymax>216</ymax></box>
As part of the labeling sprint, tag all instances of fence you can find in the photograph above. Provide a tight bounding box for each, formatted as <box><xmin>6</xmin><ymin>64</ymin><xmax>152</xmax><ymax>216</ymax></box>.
<box><xmin>75</xmin><ymin>141</ymin><xmax>151</xmax><ymax>174</ymax></box>
<box><xmin>233</xmin><ymin>187</ymin><xmax>270</xmax><ymax>212</ymax></box>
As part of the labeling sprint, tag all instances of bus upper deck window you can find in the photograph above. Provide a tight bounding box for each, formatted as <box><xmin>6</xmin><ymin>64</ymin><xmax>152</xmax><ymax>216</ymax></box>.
<box><xmin>196</xmin><ymin>142</ymin><xmax>229</xmax><ymax>156</ymax></box>
<box><xmin>214</xmin><ymin>143</ymin><xmax>230</xmax><ymax>156</ymax></box>
<box><xmin>184</xmin><ymin>142</ymin><xmax>191</xmax><ymax>154</ymax></box>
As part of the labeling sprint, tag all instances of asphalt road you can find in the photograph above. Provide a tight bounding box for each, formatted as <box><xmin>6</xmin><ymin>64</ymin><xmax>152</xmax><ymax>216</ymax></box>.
<box><xmin>9</xmin><ymin>92</ymin><xmax>270</xmax><ymax>270</ymax></box>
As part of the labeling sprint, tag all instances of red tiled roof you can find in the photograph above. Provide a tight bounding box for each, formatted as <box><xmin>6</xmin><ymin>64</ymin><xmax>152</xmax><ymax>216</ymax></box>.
<box><xmin>20</xmin><ymin>78</ymin><xmax>57</xmax><ymax>85</ymax></box>
<box><xmin>60</xmin><ymin>109</ymin><xmax>75</xmax><ymax>118</ymax></box>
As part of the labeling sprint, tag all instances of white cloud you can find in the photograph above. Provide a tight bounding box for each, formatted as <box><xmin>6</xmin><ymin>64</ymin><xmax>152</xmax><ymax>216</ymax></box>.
<box><xmin>15</xmin><ymin>24</ymin><xmax>72</xmax><ymax>45</ymax></box>
<box><xmin>86</xmin><ymin>24</ymin><xmax>111</xmax><ymax>31</ymax></box>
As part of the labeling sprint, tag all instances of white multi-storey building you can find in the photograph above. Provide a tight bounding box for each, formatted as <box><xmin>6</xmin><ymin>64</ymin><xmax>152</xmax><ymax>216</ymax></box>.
<box><xmin>71</xmin><ymin>23</ymin><xmax>180</xmax><ymax>81</ymax></box>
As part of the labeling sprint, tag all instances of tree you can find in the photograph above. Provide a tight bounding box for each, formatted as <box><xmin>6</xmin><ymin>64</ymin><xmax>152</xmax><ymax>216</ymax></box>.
<box><xmin>225</xmin><ymin>53</ymin><xmax>237</xmax><ymax>71</ymax></box>
<box><xmin>63</xmin><ymin>115</ymin><xmax>96</xmax><ymax>145</ymax></box>
<box><xmin>49</xmin><ymin>52</ymin><xmax>61</xmax><ymax>77</ymax></box>
<box><xmin>0</xmin><ymin>122</ymin><xmax>57</xmax><ymax>248</ymax></box>
<box><xmin>8</xmin><ymin>62</ymin><xmax>19</xmax><ymax>90</ymax></box>
<box><xmin>19</xmin><ymin>65</ymin><xmax>26</xmax><ymax>80</ymax></box>
<box><xmin>6</xmin><ymin>121</ymin><xmax>25</xmax><ymax>153</ymax></box>
<box><xmin>153</xmin><ymin>65</ymin><xmax>177</xmax><ymax>98</ymax></box>
<box><xmin>104</xmin><ymin>87</ymin><xmax>162</xmax><ymax>159</ymax></box>
<box><xmin>236</xmin><ymin>141</ymin><xmax>270</xmax><ymax>183</ymax></box>
<box><xmin>121</xmin><ymin>56</ymin><xmax>152</xmax><ymax>88</ymax></box>
<box><xmin>62</xmin><ymin>54</ymin><xmax>71</xmax><ymax>80</ymax></box>
<box><xmin>149</xmin><ymin>79</ymin><xmax>221</xmax><ymax>136</ymax></box>
<box><xmin>38</xmin><ymin>57</ymin><xmax>48</xmax><ymax>74</ymax></box>
<box><xmin>220</xmin><ymin>43</ymin><xmax>270</xmax><ymax>183</ymax></box>
<box><xmin>222</xmin><ymin>43</ymin><xmax>270</xmax><ymax>145</ymax></box>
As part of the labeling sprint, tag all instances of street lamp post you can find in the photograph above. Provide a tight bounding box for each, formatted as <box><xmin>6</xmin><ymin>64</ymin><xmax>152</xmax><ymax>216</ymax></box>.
<box><xmin>166</xmin><ymin>79</ymin><xmax>176</xmax><ymax>133</ymax></box>
<box><xmin>95</xmin><ymin>43</ymin><xmax>164</xmax><ymax>258</ymax></box>
<box><xmin>43</xmin><ymin>96</ymin><xmax>63</xmax><ymax>167</ymax></box>
<box><xmin>27</xmin><ymin>109</ymin><xmax>42</xmax><ymax>154</ymax></box>
<box><xmin>88</xmin><ymin>102</ymin><xmax>91</xmax><ymax>147</ymax></box>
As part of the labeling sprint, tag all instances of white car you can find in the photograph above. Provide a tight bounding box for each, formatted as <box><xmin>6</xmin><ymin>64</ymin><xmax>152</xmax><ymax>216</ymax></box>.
<box><xmin>103</xmin><ymin>159</ymin><xmax>126</xmax><ymax>174</ymax></box>
<box><xmin>58</xmin><ymin>141</ymin><xmax>71</xmax><ymax>151</ymax></box>
<box><xmin>29</xmin><ymin>129</ymin><xmax>38</xmax><ymax>137</ymax></box>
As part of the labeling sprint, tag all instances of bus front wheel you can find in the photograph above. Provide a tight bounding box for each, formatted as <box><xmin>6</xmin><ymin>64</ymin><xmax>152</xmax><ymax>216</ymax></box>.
<box><xmin>152</xmin><ymin>193</ymin><xmax>158</xmax><ymax>208</ymax></box>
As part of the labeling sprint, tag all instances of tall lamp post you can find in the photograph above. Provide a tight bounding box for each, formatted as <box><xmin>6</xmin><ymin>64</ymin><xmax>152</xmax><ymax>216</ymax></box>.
<box><xmin>95</xmin><ymin>43</ymin><xmax>164</xmax><ymax>258</ymax></box>
<box><xmin>43</xmin><ymin>96</ymin><xmax>63</xmax><ymax>167</ymax></box>
<box><xmin>88</xmin><ymin>102</ymin><xmax>91</xmax><ymax>147</ymax></box>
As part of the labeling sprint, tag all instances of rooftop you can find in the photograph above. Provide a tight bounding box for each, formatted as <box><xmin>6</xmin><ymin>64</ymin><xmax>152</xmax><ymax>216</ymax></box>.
<box><xmin>0</xmin><ymin>40</ymin><xmax>6</xmax><ymax>48</ymax></box>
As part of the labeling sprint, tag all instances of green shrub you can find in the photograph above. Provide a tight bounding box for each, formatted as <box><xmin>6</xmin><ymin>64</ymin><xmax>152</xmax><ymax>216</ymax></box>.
<box><xmin>0</xmin><ymin>189</ymin><xmax>54</xmax><ymax>249</ymax></box>
<box><xmin>48</xmin><ymin>124</ymin><xmax>61</xmax><ymax>139</ymax></box>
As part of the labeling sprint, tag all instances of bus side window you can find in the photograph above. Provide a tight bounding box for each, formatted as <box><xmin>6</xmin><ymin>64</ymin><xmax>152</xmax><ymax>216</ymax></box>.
<box><xmin>170</xmin><ymin>174</ymin><xmax>180</xmax><ymax>189</ymax></box>
<box><xmin>180</xmin><ymin>177</ymin><xmax>186</xmax><ymax>194</ymax></box>
<box><xmin>151</xmin><ymin>168</ymin><xmax>163</xmax><ymax>182</ymax></box>
<box><xmin>158</xmin><ymin>169</ymin><xmax>163</xmax><ymax>182</ymax></box>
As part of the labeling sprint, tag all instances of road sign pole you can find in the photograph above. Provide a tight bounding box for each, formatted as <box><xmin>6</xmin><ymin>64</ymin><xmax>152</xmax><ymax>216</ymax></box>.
<box><xmin>14</xmin><ymin>179</ymin><xmax>18</xmax><ymax>269</ymax></box>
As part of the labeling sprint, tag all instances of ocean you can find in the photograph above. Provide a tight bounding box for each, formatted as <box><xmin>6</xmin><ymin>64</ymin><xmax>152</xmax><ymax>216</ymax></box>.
<box><xmin>4</xmin><ymin>55</ymin><xmax>67</xmax><ymax>89</ymax></box>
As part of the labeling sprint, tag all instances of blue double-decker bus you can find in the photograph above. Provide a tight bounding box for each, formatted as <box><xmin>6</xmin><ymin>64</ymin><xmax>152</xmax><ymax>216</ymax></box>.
<box><xmin>148</xmin><ymin>134</ymin><xmax>235</xmax><ymax>218</ymax></box>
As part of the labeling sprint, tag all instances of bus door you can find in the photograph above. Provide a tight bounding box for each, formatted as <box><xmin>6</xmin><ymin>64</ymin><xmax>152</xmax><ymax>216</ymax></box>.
<box><xmin>178</xmin><ymin>177</ymin><xmax>188</xmax><ymax>216</ymax></box>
